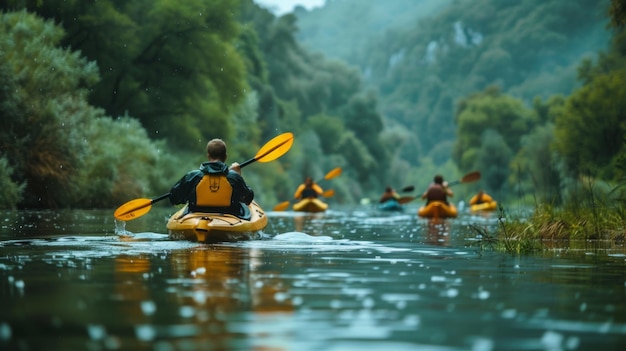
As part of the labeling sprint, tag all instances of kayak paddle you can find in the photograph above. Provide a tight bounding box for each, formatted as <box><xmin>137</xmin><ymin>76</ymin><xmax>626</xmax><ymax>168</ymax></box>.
<box><xmin>114</xmin><ymin>132</ymin><xmax>295</xmax><ymax>221</ymax></box>
<box><xmin>446</xmin><ymin>170</ymin><xmax>481</xmax><ymax>186</ymax></box>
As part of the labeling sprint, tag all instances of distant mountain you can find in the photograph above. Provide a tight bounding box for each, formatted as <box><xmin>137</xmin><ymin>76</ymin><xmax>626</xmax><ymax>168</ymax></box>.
<box><xmin>296</xmin><ymin>0</ymin><xmax>611</xmax><ymax>164</ymax></box>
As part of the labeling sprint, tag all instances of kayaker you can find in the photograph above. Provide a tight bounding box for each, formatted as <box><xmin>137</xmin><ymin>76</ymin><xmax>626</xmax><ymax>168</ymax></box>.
<box><xmin>169</xmin><ymin>139</ymin><xmax>254</xmax><ymax>219</ymax></box>
<box><xmin>379</xmin><ymin>186</ymin><xmax>400</xmax><ymax>203</ymax></box>
<box><xmin>421</xmin><ymin>174</ymin><xmax>454</xmax><ymax>205</ymax></box>
<box><xmin>469</xmin><ymin>190</ymin><xmax>493</xmax><ymax>205</ymax></box>
<box><xmin>294</xmin><ymin>176</ymin><xmax>323</xmax><ymax>199</ymax></box>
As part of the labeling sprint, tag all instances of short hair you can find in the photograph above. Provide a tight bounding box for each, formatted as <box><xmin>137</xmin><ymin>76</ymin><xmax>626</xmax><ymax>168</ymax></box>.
<box><xmin>207</xmin><ymin>139</ymin><xmax>227</xmax><ymax>161</ymax></box>
<box><xmin>434</xmin><ymin>175</ymin><xmax>444</xmax><ymax>184</ymax></box>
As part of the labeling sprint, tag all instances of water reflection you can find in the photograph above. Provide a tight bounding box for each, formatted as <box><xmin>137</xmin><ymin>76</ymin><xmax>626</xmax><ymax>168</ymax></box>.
<box><xmin>0</xmin><ymin>208</ymin><xmax>625</xmax><ymax>350</ymax></box>
<box><xmin>424</xmin><ymin>218</ymin><xmax>451</xmax><ymax>246</ymax></box>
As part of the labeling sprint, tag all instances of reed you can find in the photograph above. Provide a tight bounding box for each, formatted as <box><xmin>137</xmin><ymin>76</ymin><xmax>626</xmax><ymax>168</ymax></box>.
<box><xmin>468</xmin><ymin>201</ymin><xmax>625</xmax><ymax>255</ymax></box>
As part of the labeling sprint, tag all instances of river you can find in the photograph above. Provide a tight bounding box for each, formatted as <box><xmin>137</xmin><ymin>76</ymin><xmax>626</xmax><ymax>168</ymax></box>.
<box><xmin>1</xmin><ymin>204</ymin><xmax>625</xmax><ymax>350</ymax></box>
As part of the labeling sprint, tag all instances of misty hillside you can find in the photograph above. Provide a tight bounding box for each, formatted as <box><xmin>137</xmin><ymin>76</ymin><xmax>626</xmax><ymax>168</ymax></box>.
<box><xmin>295</xmin><ymin>0</ymin><xmax>452</xmax><ymax>64</ymax></box>
<box><xmin>295</xmin><ymin>0</ymin><xmax>612</xmax><ymax>164</ymax></box>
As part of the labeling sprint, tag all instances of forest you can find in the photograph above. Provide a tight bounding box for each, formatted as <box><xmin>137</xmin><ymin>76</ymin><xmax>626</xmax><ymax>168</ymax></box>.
<box><xmin>0</xmin><ymin>0</ymin><xmax>625</xmax><ymax>212</ymax></box>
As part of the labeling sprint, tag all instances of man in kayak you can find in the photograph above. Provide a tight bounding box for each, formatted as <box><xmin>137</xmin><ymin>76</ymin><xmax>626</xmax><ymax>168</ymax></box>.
<box><xmin>294</xmin><ymin>176</ymin><xmax>324</xmax><ymax>199</ymax></box>
<box><xmin>469</xmin><ymin>190</ymin><xmax>493</xmax><ymax>205</ymax></box>
<box><xmin>169</xmin><ymin>139</ymin><xmax>254</xmax><ymax>219</ymax></box>
<box><xmin>379</xmin><ymin>186</ymin><xmax>400</xmax><ymax>203</ymax></box>
<box><xmin>421</xmin><ymin>174</ymin><xmax>454</xmax><ymax>205</ymax></box>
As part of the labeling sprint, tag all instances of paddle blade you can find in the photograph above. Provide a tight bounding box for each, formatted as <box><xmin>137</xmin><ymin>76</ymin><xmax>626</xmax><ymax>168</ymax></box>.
<box><xmin>401</xmin><ymin>185</ymin><xmax>415</xmax><ymax>192</ymax></box>
<box><xmin>461</xmin><ymin>171</ymin><xmax>481</xmax><ymax>183</ymax></box>
<box><xmin>273</xmin><ymin>201</ymin><xmax>291</xmax><ymax>211</ymax></box>
<box><xmin>324</xmin><ymin>167</ymin><xmax>342</xmax><ymax>180</ymax></box>
<box><xmin>322</xmin><ymin>189</ymin><xmax>335</xmax><ymax>197</ymax></box>
<box><xmin>114</xmin><ymin>198</ymin><xmax>153</xmax><ymax>221</ymax></box>
<box><xmin>398</xmin><ymin>196</ymin><xmax>415</xmax><ymax>205</ymax></box>
<box><xmin>255</xmin><ymin>132</ymin><xmax>294</xmax><ymax>163</ymax></box>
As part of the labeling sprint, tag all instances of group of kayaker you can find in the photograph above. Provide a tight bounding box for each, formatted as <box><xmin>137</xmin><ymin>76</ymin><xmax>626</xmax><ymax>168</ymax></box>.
<box><xmin>378</xmin><ymin>174</ymin><xmax>496</xmax><ymax>217</ymax></box>
<box><xmin>167</xmin><ymin>136</ymin><xmax>336</xmax><ymax>217</ymax></box>
<box><xmin>167</xmin><ymin>139</ymin><xmax>493</xmax><ymax>219</ymax></box>
<box><xmin>114</xmin><ymin>134</ymin><xmax>493</xmax><ymax>244</ymax></box>
<box><xmin>114</xmin><ymin>134</ymin><xmax>492</xmax><ymax>243</ymax></box>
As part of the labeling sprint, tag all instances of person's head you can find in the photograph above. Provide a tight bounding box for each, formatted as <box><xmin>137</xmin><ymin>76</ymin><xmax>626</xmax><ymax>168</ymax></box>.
<box><xmin>206</xmin><ymin>139</ymin><xmax>227</xmax><ymax>162</ymax></box>
<box><xmin>304</xmin><ymin>176</ymin><xmax>313</xmax><ymax>186</ymax></box>
<box><xmin>477</xmin><ymin>190</ymin><xmax>484</xmax><ymax>196</ymax></box>
<box><xmin>385</xmin><ymin>186</ymin><xmax>393</xmax><ymax>193</ymax></box>
<box><xmin>434</xmin><ymin>175</ymin><xmax>444</xmax><ymax>184</ymax></box>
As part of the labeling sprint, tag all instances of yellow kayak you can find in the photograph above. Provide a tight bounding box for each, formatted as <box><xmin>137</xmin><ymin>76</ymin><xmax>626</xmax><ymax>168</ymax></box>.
<box><xmin>166</xmin><ymin>201</ymin><xmax>268</xmax><ymax>243</ymax></box>
<box><xmin>418</xmin><ymin>201</ymin><xmax>458</xmax><ymax>219</ymax></box>
<box><xmin>292</xmin><ymin>198</ymin><xmax>328</xmax><ymax>212</ymax></box>
<box><xmin>470</xmin><ymin>201</ymin><xmax>498</xmax><ymax>212</ymax></box>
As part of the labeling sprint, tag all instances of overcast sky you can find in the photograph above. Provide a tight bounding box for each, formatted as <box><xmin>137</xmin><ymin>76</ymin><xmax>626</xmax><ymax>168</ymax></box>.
<box><xmin>254</xmin><ymin>0</ymin><xmax>326</xmax><ymax>16</ymax></box>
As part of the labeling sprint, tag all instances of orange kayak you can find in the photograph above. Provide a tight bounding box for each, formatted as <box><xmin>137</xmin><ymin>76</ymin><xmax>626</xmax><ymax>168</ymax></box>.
<box><xmin>417</xmin><ymin>201</ymin><xmax>458</xmax><ymax>219</ymax></box>
<box><xmin>470</xmin><ymin>201</ymin><xmax>498</xmax><ymax>212</ymax></box>
<box><xmin>293</xmin><ymin>198</ymin><xmax>328</xmax><ymax>212</ymax></box>
<box><xmin>292</xmin><ymin>198</ymin><xmax>328</xmax><ymax>212</ymax></box>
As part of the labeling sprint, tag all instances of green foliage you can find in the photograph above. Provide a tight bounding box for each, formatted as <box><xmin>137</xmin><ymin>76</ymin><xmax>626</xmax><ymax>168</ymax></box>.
<box><xmin>299</xmin><ymin>0</ymin><xmax>610</xmax><ymax>165</ymax></box>
<box><xmin>4</xmin><ymin>0</ymin><xmax>248</xmax><ymax>150</ymax></box>
<box><xmin>486</xmin><ymin>199</ymin><xmax>626</xmax><ymax>255</ymax></box>
<box><xmin>0</xmin><ymin>10</ymin><xmax>100</xmax><ymax>207</ymax></box>
<box><xmin>510</xmin><ymin>123</ymin><xmax>563</xmax><ymax>205</ymax></box>
<box><xmin>453</xmin><ymin>86</ymin><xmax>536</xmax><ymax>173</ymax></box>
<box><xmin>75</xmin><ymin>115</ymin><xmax>180</xmax><ymax>207</ymax></box>
<box><xmin>0</xmin><ymin>10</ymin><xmax>185</xmax><ymax>209</ymax></box>
<box><xmin>0</xmin><ymin>157</ymin><xmax>25</xmax><ymax>209</ymax></box>
<box><xmin>609</xmin><ymin>0</ymin><xmax>626</xmax><ymax>28</ymax></box>
<box><xmin>2</xmin><ymin>0</ymin><xmax>620</xmax><ymax>212</ymax></box>
<box><xmin>554</xmin><ymin>67</ymin><xmax>626</xmax><ymax>181</ymax></box>
<box><xmin>473</xmin><ymin>129</ymin><xmax>513</xmax><ymax>195</ymax></box>
<box><xmin>338</xmin><ymin>132</ymin><xmax>375</xmax><ymax>183</ymax></box>
<box><xmin>238</xmin><ymin>0</ymin><xmax>391</xmax><ymax>197</ymax></box>
<box><xmin>307</xmin><ymin>114</ymin><xmax>346</xmax><ymax>154</ymax></box>
<box><xmin>296</xmin><ymin>0</ymin><xmax>453</xmax><ymax>64</ymax></box>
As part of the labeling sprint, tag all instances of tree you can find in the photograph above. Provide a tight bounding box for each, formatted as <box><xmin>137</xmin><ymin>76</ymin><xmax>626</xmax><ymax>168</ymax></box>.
<box><xmin>554</xmin><ymin>67</ymin><xmax>626</xmax><ymax>181</ymax></box>
<box><xmin>3</xmin><ymin>0</ymin><xmax>248</xmax><ymax>150</ymax></box>
<box><xmin>0</xmin><ymin>11</ymin><xmax>99</xmax><ymax>207</ymax></box>
<box><xmin>473</xmin><ymin>129</ymin><xmax>512</xmax><ymax>195</ymax></box>
<box><xmin>610</xmin><ymin>0</ymin><xmax>626</xmax><ymax>28</ymax></box>
<box><xmin>453</xmin><ymin>86</ymin><xmax>536</xmax><ymax>172</ymax></box>
<box><xmin>0</xmin><ymin>11</ymin><xmax>178</xmax><ymax>208</ymax></box>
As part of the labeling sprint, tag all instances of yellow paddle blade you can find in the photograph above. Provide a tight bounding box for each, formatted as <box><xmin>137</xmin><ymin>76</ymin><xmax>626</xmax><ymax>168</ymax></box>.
<box><xmin>114</xmin><ymin>198</ymin><xmax>153</xmax><ymax>221</ymax></box>
<box><xmin>323</xmin><ymin>189</ymin><xmax>335</xmax><ymax>197</ymax></box>
<box><xmin>273</xmin><ymin>201</ymin><xmax>291</xmax><ymax>211</ymax></box>
<box><xmin>255</xmin><ymin>132</ymin><xmax>294</xmax><ymax>163</ymax></box>
<box><xmin>324</xmin><ymin>167</ymin><xmax>342</xmax><ymax>180</ymax></box>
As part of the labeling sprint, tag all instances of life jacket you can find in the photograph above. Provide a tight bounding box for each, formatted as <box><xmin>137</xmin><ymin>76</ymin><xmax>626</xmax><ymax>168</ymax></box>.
<box><xmin>295</xmin><ymin>183</ymin><xmax>323</xmax><ymax>199</ymax></box>
<box><xmin>195</xmin><ymin>174</ymin><xmax>233</xmax><ymax>207</ymax></box>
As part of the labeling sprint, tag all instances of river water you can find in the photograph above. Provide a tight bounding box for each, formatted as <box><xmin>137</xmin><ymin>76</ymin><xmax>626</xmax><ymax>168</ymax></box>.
<box><xmin>1</xmin><ymin>204</ymin><xmax>625</xmax><ymax>351</ymax></box>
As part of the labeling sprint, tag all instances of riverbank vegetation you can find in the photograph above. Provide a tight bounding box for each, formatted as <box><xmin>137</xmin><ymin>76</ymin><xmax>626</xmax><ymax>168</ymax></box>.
<box><xmin>0</xmin><ymin>0</ymin><xmax>625</xmax><ymax>248</ymax></box>
<box><xmin>468</xmin><ymin>176</ymin><xmax>625</xmax><ymax>255</ymax></box>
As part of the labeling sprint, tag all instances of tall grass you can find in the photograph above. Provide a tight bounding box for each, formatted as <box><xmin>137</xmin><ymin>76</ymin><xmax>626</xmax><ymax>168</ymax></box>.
<box><xmin>468</xmin><ymin>178</ymin><xmax>626</xmax><ymax>255</ymax></box>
